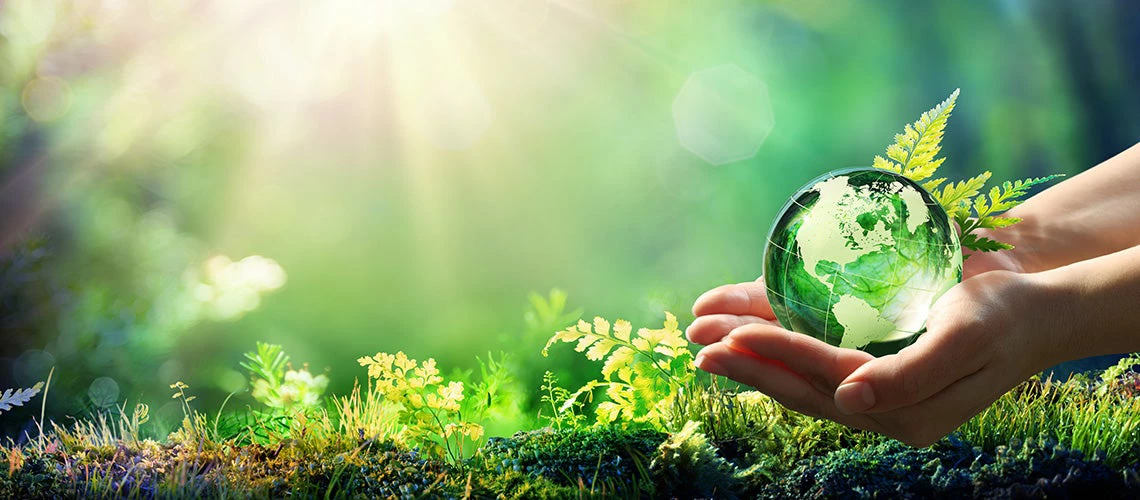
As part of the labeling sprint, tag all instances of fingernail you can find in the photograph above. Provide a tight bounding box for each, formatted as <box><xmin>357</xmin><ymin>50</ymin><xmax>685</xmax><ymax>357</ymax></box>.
<box><xmin>694</xmin><ymin>355</ymin><xmax>729</xmax><ymax>377</ymax></box>
<box><xmin>835</xmin><ymin>381</ymin><xmax>875</xmax><ymax>414</ymax></box>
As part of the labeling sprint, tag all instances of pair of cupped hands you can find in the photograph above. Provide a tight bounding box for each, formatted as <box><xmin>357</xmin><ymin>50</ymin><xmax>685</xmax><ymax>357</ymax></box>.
<box><xmin>688</xmin><ymin>248</ymin><xmax>1070</xmax><ymax>447</ymax></box>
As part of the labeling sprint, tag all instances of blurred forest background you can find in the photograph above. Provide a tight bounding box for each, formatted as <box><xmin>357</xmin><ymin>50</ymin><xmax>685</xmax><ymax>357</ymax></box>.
<box><xmin>2</xmin><ymin>0</ymin><xmax>1138</xmax><ymax>437</ymax></box>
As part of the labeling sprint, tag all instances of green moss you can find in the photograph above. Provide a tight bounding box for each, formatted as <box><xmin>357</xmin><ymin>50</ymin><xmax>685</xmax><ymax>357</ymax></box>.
<box><xmin>760</xmin><ymin>435</ymin><xmax>1139</xmax><ymax>498</ymax></box>
<box><xmin>478</xmin><ymin>427</ymin><xmax>664</xmax><ymax>493</ymax></box>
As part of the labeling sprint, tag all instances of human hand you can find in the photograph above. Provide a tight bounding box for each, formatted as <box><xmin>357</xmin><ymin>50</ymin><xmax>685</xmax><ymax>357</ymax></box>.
<box><xmin>687</xmin><ymin>266</ymin><xmax>1070</xmax><ymax>447</ymax></box>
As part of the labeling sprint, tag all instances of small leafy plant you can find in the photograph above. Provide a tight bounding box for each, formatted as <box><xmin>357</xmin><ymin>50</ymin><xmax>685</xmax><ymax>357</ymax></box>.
<box><xmin>241</xmin><ymin>342</ymin><xmax>329</xmax><ymax>409</ymax></box>
<box><xmin>542</xmin><ymin>313</ymin><xmax>695</xmax><ymax>430</ymax></box>
<box><xmin>537</xmin><ymin>371</ymin><xmax>586</xmax><ymax>430</ymax></box>
<box><xmin>873</xmin><ymin>89</ymin><xmax>1064</xmax><ymax>253</ymax></box>
<box><xmin>356</xmin><ymin>351</ymin><xmax>485</xmax><ymax>462</ymax></box>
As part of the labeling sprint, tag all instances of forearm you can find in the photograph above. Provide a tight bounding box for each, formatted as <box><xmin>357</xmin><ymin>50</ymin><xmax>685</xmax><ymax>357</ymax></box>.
<box><xmin>1034</xmin><ymin>243</ymin><xmax>1140</xmax><ymax>362</ymax></box>
<box><xmin>997</xmin><ymin>143</ymin><xmax>1140</xmax><ymax>273</ymax></box>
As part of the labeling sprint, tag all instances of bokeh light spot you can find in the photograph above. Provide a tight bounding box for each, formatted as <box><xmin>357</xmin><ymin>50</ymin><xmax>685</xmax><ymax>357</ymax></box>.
<box><xmin>672</xmin><ymin>64</ymin><xmax>775</xmax><ymax>166</ymax></box>
<box><xmin>195</xmin><ymin>254</ymin><xmax>286</xmax><ymax>321</ymax></box>
<box><xmin>21</xmin><ymin>76</ymin><xmax>72</xmax><ymax>122</ymax></box>
<box><xmin>88</xmin><ymin>377</ymin><xmax>120</xmax><ymax>408</ymax></box>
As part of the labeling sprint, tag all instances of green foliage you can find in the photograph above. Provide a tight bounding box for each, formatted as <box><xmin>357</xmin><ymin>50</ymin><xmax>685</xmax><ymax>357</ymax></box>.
<box><xmin>955</xmin><ymin>175</ymin><xmax>1066</xmax><ymax>253</ymax></box>
<box><xmin>240</xmin><ymin>342</ymin><xmax>329</xmax><ymax>410</ymax></box>
<box><xmin>873</xmin><ymin>88</ymin><xmax>958</xmax><ymax>183</ymax></box>
<box><xmin>874</xmin><ymin>90</ymin><xmax>1064</xmax><ymax>253</ymax></box>
<box><xmin>329</xmin><ymin>379</ymin><xmax>401</xmax><ymax>445</ymax></box>
<box><xmin>674</xmin><ymin>383</ymin><xmax>883</xmax><ymax>479</ymax></box>
<box><xmin>1098</xmin><ymin>353</ymin><xmax>1140</xmax><ymax>394</ymax></box>
<box><xmin>50</xmin><ymin>403</ymin><xmax>151</xmax><ymax>450</ymax></box>
<box><xmin>538</xmin><ymin>371</ymin><xmax>586</xmax><ymax>430</ymax></box>
<box><xmin>453</xmin><ymin>352</ymin><xmax>533</xmax><ymax>438</ymax></box>
<box><xmin>0</xmin><ymin>384</ymin><xmax>43</xmax><ymax>415</ymax></box>
<box><xmin>957</xmin><ymin>374</ymin><xmax>1140</xmax><ymax>467</ymax></box>
<box><xmin>212</xmin><ymin>407</ymin><xmax>308</xmax><ymax>447</ymax></box>
<box><xmin>542</xmin><ymin>313</ymin><xmax>695</xmax><ymax>430</ymax></box>
<box><xmin>525</xmin><ymin>289</ymin><xmax>583</xmax><ymax>337</ymax></box>
<box><xmin>934</xmin><ymin>172</ymin><xmax>993</xmax><ymax>221</ymax></box>
<box><xmin>356</xmin><ymin>351</ymin><xmax>484</xmax><ymax>462</ymax></box>
<box><xmin>5</xmin><ymin>331</ymin><xmax>1140</xmax><ymax>497</ymax></box>
<box><xmin>167</xmin><ymin>381</ymin><xmax>209</xmax><ymax>444</ymax></box>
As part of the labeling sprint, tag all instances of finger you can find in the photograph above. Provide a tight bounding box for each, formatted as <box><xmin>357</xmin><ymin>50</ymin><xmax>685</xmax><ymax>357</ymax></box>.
<box><xmin>692</xmin><ymin>280</ymin><xmax>776</xmax><ymax>320</ymax></box>
<box><xmin>694</xmin><ymin>342</ymin><xmax>833</xmax><ymax>419</ymax></box>
<box><xmin>685</xmin><ymin>314</ymin><xmax>777</xmax><ymax>345</ymax></box>
<box><xmin>722</xmin><ymin>324</ymin><xmax>874</xmax><ymax>394</ymax></box>
<box><xmin>694</xmin><ymin>343</ymin><xmax>888</xmax><ymax>434</ymax></box>
<box><xmin>833</xmin><ymin>324</ymin><xmax>989</xmax><ymax>415</ymax></box>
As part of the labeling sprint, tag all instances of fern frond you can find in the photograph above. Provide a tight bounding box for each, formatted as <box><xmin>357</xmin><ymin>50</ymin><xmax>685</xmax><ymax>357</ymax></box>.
<box><xmin>986</xmin><ymin>175</ymin><xmax>1065</xmax><ymax>213</ymax></box>
<box><xmin>875</xmin><ymin>89</ymin><xmax>959</xmax><ymax>182</ymax></box>
<box><xmin>976</xmin><ymin>216</ymin><xmax>1022</xmax><ymax>229</ymax></box>
<box><xmin>543</xmin><ymin>313</ymin><xmax>695</xmax><ymax>430</ymax></box>
<box><xmin>959</xmin><ymin>174</ymin><xmax>1065</xmax><ymax>252</ymax></box>
<box><xmin>921</xmin><ymin>177</ymin><xmax>947</xmax><ymax>192</ymax></box>
<box><xmin>935</xmin><ymin>171</ymin><xmax>991</xmax><ymax>219</ymax></box>
<box><xmin>873</xmin><ymin>155</ymin><xmax>899</xmax><ymax>174</ymax></box>
<box><xmin>960</xmin><ymin>234</ymin><xmax>1014</xmax><ymax>253</ymax></box>
<box><xmin>871</xmin><ymin>91</ymin><xmax>1064</xmax><ymax>256</ymax></box>
<box><xmin>0</xmin><ymin>383</ymin><xmax>44</xmax><ymax>414</ymax></box>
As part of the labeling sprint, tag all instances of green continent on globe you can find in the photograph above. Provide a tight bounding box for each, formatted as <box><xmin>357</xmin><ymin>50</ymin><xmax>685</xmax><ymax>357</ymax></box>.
<box><xmin>763</xmin><ymin>168</ymin><xmax>962</xmax><ymax>349</ymax></box>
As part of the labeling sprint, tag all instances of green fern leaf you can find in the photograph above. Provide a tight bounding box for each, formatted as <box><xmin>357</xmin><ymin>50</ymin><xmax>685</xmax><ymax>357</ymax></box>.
<box><xmin>922</xmin><ymin>177</ymin><xmax>947</xmax><ymax>192</ymax></box>
<box><xmin>961</xmin><ymin>233</ymin><xmax>1014</xmax><ymax>253</ymax></box>
<box><xmin>976</xmin><ymin>216</ymin><xmax>1022</xmax><ymax>229</ymax></box>
<box><xmin>602</xmin><ymin>347</ymin><xmax>635</xmax><ymax>379</ymax></box>
<box><xmin>873</xmin><ymin>155</ymin><xmax>899</xmax><ymax>174</ymax></box>
<box><xmin>586</xmin><ymin>338</ymin><xmax>618</xmax><ymax>361</ymax></box>
<box><xmin>935</xmin><ymin>171</ymin><xmax>992</xmax><ymax>219</ymax></box>
<box><xmin>987</xmin><ymin>175</ymin><xmax>1065</xmax><ymax>214</ymax></box>
<box><xmin>875</xmin><ymin>89</ymin><xmax>959</xmax><ymax>182</ymax></box>
<box><xmin>574</xmin><ymin>334</ymin><xmax>596</xmax><ymax>354</ymax></box>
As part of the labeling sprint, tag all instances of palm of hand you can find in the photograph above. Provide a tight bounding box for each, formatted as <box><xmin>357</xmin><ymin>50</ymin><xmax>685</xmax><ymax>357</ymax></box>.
<box><xmin>687</xmin><ymin>249</ymin><xmax>1058</xmax><ymax>446</ymax></box>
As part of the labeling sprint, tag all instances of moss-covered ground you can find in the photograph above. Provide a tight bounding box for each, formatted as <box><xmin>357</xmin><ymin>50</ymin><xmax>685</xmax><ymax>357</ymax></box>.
<box><xmin>4</xmin><ymin>313</ymin><xmax>1140</xmax><ymax>499</ymax></box>
<box><xmin>4</xmin><ymin>373</ymin><xmax>1140</xmax><ymax>499</ymax></box>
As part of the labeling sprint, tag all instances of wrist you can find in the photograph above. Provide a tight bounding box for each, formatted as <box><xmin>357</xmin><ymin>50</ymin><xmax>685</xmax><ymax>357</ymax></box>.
<box><xmin>1020</xmin><ymin>270</ymin><xmax>1084</xmax><ymax>367</ymax></box>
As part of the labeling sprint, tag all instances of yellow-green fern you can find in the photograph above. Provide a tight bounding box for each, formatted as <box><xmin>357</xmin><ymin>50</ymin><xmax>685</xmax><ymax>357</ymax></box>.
<box><xmin>543</xmin><ymin>313</ymin><xmax>694</xmax><ymax>430</ymax></box>
<box><xmin>873</xmin><ymin>89</ymin><xmax>958</xmax><ymax>183</ymax></box>
<box><xmin>873</xmin><ymin>90</ymin><xmax>1063</xmax><ymax>254</ymax></box>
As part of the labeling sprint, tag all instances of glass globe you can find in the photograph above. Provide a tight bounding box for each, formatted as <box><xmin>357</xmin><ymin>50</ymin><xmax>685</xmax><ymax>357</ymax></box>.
<box><xmin>763</xmin><ymin>168</ymin><xmax>963</xmax><ymax>349</ymax></box>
